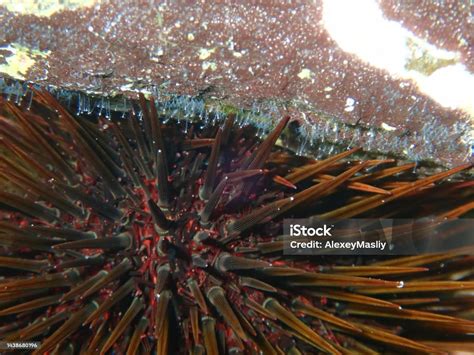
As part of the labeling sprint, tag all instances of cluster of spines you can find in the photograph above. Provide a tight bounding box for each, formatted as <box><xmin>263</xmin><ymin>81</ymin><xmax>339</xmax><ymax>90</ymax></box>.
<box><xmin>0</xmin><ymin>85</ymin><xmax>473</xmax><ymax>354</ymax></box>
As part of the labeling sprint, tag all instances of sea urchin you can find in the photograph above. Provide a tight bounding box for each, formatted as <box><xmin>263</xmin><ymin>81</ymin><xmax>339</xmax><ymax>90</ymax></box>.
<box><xmin>0</xmin><ymin>87</ymin><xmax>473</xmax><ymax>354</ymax></box>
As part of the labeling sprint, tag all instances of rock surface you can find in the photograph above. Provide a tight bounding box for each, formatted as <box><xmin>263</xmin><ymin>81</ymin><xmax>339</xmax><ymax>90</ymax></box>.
<box><xmin>0</xmin><ymin>0</ymin><xmax>472</xmax><ymax>166</ymax></box>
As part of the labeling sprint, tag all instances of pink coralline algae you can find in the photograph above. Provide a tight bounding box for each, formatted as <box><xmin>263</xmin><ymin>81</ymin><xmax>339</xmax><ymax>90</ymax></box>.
<box><xmin>0</xmin><ymin>0</ymin><xmax>472</xmax><ymax>166</ymax></box>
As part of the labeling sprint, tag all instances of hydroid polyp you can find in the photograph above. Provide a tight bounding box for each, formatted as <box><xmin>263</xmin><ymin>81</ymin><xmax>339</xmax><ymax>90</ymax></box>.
<box><xmin>0</xmin><ymin>87</ymin><xmax>473</xmax><ymax>354</ymax></box>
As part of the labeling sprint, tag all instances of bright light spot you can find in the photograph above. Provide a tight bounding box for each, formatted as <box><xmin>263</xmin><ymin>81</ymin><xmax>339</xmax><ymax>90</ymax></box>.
<box><xmin>412</xmin><ymin>64</ymin><xmax>474</xmax><ymax>116</ymax></box>
<box><xmin>202</xmin><ymin>61</ymin><xmax>217</xmax><ymax>71</ymax></box>
<box><xmin>297</xmin><ymin>68</ymin><xmax>313</xmax><ymax>80</ymax></box>
<box><xmin>198</xmin><ymin>48</ymin><xmax>216</xmax><ymax>60</ymax></box>
<box><xmin>322</xmin><ymin>0</ymin><xmax>474</xmax><ymax>116</ymax></box>
<box><xmin>381</xmin><ymin>122</ymin><xmax>397</xmax><ymax>131</ymax></box>
<box><xmin>344</xmin><ymin>97</ymin><xmax>355</xmax><ymax>112</ymax></box>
